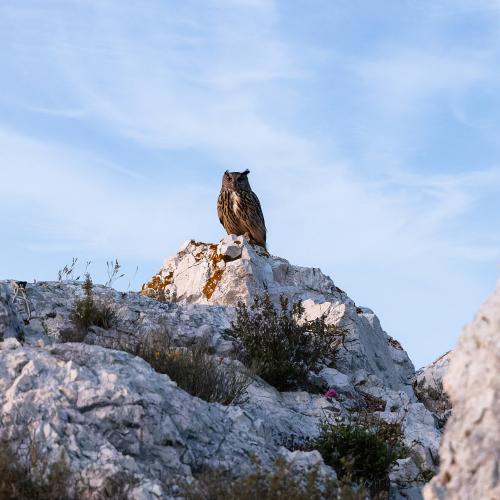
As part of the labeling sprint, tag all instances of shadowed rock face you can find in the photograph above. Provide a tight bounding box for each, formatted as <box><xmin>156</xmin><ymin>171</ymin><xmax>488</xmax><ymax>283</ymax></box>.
<box><xmin>0</xmin><ymin>235</ymin><xmax>444</xmax><ymax>499</ymax></box>
<box><xmin>424</xmin><ymin>280</ymin><xmax>500</xmax><ymax>500</ymax></box>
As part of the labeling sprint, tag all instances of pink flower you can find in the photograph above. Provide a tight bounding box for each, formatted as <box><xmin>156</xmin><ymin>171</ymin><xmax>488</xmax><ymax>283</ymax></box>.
<box><xmin>324</xmin><ymin>388</ymin><xmax>338</xmax><ymax>399</ymax></box>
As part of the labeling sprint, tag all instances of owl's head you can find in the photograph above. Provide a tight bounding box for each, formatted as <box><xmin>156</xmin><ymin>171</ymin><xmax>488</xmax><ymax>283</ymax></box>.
<box><xmin>222</xmin><ymin>169</ymin><xmax>251</xmax><ymax>191</ymax></box>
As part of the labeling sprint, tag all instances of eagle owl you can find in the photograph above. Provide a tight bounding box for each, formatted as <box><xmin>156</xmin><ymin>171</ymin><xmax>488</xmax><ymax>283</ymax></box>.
<box><xmin>217</xmin><ymin>170</ymin><xmax>267</xmax><ymax>249</ymax></box>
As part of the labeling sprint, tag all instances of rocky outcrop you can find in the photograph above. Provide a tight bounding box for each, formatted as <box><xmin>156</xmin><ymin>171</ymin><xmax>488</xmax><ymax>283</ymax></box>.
<box><xmin>424</xmin><ymin>280</ymin><xmax>500</xmax><ymax>500</ymax></box>
<box><xmin>142</xmin><ymin>236</ymin><xmax>417</xmax><ymax>396</ymax></box>
<box><xmin>414</xmin><ymin>352</ymin><xmax>452</xmax><ymax>429</ymax></box>
<box><xmin>0</xmin><ymin>235</ymin><xmax>444</xmax><ymax>498</ymax></box>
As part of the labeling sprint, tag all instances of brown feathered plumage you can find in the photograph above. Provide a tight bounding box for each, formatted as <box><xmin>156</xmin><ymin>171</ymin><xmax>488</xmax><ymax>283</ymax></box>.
<box><xmin>217</xmin><ymin>170</ymin><xmax>267</xmax><ymax>249</ymax></box>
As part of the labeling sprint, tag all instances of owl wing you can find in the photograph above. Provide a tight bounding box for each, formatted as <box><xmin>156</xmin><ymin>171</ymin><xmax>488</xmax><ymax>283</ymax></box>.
<box><xmin>240</xmin><ymin>190</ymin><xmax>267</xmax><ymax>247</ymax></box>
<box><xmin>248</xmin><ymin>191</ymin><xmax>266</xmax><ymax>228</ymax></box>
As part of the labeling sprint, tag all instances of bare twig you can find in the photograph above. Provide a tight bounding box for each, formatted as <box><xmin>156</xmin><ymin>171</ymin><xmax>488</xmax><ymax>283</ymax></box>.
<box><xmin>57</xmin><ymin>258</ymin><xmax>79</xmax><ymax>281</ymax></box>
<box><xmin>127</xmin><ymin>266</ymin><xmax>139</xmax><ymax>291</ymax></box>
<box><xmin>11</xmin><ymin>281</ymin><xmax>31</xmax><ymax>322</ymax></box>
<box><xmin>105</xmin><ymin>259</ymin><xmax>125</xmax><ymax>288</ymax></box>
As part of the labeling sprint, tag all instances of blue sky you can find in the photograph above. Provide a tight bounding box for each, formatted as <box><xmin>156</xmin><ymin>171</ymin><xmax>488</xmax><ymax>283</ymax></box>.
<box><xmin>1</xmin><ymin>0</ymin><xmax>499</xmax><ymax>368</ymax></box>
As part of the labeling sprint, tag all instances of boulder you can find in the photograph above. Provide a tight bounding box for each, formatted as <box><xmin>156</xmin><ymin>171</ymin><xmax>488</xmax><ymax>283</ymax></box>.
<box><xmin>424</xmin><ymin>280</ymin><xmax>500</xmax><ymax>500</ymax></box>
<box><xmin>0</xmin><ymin>342</ymin><xmax>276</xmax><ymax>498</ymax></box>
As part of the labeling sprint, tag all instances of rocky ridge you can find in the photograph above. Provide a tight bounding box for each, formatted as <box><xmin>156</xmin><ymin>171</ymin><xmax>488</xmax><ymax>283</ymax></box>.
<box><xmin>0</xmin><ymin>235</ymin><xmax>443</xmax><ymax>499</ymax></box>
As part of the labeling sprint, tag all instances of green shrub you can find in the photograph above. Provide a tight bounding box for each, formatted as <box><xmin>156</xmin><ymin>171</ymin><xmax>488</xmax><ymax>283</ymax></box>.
<box><xmin>183</xmin><ymin>457</ymin><xmax>364</xmax><ymax>500</ymax></box>
<box><xmin>420</xmin><ymin>469</ymin><xmax>436</xmax><ymax>483</ymax></box>
<box><xmin>68</xmin><ymin>274</ymin><xmax>114</xmax><ymax>336</ymax></box>
<box><xmin>230</xmin><ymin>292</ymin><xmax>346</xmax><ymax>391</ymax></box>
<box><xmin>311</xmin><ymin>416</ymin><xmax>407</xmax><ymax>496</ymax></box>
<box><xmin>137</xmin><ymin>326</ymin><xmax>249</xmax><ymax>405</ymax></box>
<box><xmin>0</xmin><ymin>443</ymin><xmax>71</xmax><ymax>500</ymax></box>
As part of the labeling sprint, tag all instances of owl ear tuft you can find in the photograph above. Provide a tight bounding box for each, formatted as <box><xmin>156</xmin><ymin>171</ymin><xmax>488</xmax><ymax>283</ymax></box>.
<box><xmin>242</xmin><ymin>169</ymin><xmax>250</xmax><ymax>176</ymax></box>
<box><xmin>224</xmin><ymin>170</ymin><xmax>229</xmax><ymax>175</ymax></box>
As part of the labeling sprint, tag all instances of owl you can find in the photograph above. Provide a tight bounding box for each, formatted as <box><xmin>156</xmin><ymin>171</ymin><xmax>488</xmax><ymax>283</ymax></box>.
<box><xmin>217</xmin><ymin>169</ymin><xmax>267</xmax><ymax>250</ymax></box>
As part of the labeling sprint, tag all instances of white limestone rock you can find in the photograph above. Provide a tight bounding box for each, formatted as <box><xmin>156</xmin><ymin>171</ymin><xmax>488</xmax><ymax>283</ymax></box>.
<box><xmin>0</xmin><ymin>235</ymin><xmax>445</xmax><ymax>498</ymax></box>
<box><xmin>0</xmin><ymin>343</ymin><xmax>277</xmax><ymax>498</ymax></box>
<box><xmin>316</xmin><ymin>367</ymin><xmax>353</xmax><ymax>393</ymax></box>
<box><xmin>278</xmin><ymin>447</ymin><xmax>337</xmax><ymax>485</ymax></box>
<box><xmin>424</xmin><ymin>279</ymin><xmax>500</xmax><ymax>500</ymax></box>
<box><xmin>414</xmin><ymin>352</ymin><xmax>452</xmax><ymax>428</ymax></box>
<box><xmin>0</xmin><ymin>337</ymin><xmax>21</xmax><ymax>350</ymax></box>
<box><xmin>143</xmin><ymin>235</ymin><xmax>343</xmax><ymax>307</ymax></box>
<box><xmin>390</xmin><ymin>458</ymin><xmax>424</xmax><ymax>500</ymax></box>
<box><xmin>218</xmin><ymin>234</ymin><xmax>244</xmax><ymax>260</ymax></box>
<box><xmin>415</xmin><ymin>352</ymin><xmax>451</xmax><ymax>390</ymax></box>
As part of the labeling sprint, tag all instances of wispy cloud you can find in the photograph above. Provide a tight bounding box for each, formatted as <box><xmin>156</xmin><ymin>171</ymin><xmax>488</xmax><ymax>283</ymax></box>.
<box><xmin>355</xmin><ymin>50</ymin><xmax>490</xmax><ymax>114</ymax></box>
<box><xmin>0</xmin><ymin>0</ymin><xmax>499</xmax><ymax>367</ymax></box>
<box><xmin>2</xmin><ymin>0</ymin><xmax>498</xmax><ymax>260</ymax></box>
<box><xmin>28</xmin><ymin>106</ymin><xmax>88</xmax><ymax>119</ymax></box>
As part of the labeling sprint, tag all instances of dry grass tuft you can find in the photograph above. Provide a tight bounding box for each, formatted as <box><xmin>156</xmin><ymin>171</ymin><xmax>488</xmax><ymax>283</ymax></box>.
<box><xmin>183</xmin><ymin>457</ymin><xmax>365</xmax><ymax>500</ymax></box>
<box><xmin>0</xmin><ymin>443</ymin><xmax>71</xmax><ymax>500</ymax></box>
<box><xmin>137</xmin><ymin>325</ymin><xmax>249</xmax><ymax>405</ymax></box>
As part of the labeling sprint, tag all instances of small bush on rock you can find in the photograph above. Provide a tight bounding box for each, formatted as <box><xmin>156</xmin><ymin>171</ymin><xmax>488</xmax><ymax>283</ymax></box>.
<box><xmin>0</xmin><ymin>444</ymin><xmax>71</xmax><ymax>500</ymax></box>
<box><xmin>231</xmin><ymin>292</ymin><xmax>346</xmax><ymax>391</ymax></box>
<box><xmin>137</xmin><ymin>326</ymin><xmax>249</xmax><ymax>405</ymax></box>
<box><xmin>311</xmin><ymin>416</ymin><xmax>407</xmax><ymax>497</ymax></box>
<box><xmin>68</xmin><ymin>274</ymin><xmax>114</xmax><ymax>338</ymax></box>
<box><xmin>183</xmin><ymin>457</ymin><xmax>365</xmax><ymax>500</ymax></box>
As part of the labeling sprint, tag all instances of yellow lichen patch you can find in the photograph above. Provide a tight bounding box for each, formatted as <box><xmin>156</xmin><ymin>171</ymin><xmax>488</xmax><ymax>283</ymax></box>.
<box><xmin>141</xmin><ymin>271</ymin><xmax>174</xmax><ymax>300</ymax></box>
<box><xmin>189</xmin><ymin>241</ymin><xmax>217</xmax><ymax>262</ymax></box>
<box><xmin>209</xmin><ymin>248</ymin><xmax>225</xmax><ymax>268</ymax></box>
<box><xmin>200</xmin><ymin>246</ymin><xmax>230</xmax><ymax>299</ymax></box>
<box><xmin>141</xmin><ymin>274</ymin><xmax>162</xmax><ymax>291</ymax></box>
<box><xmin>202</xmin><ymin>269</ymin><xmax>225</xmax><ymax>299</ymax></box>
<box><xmin>208</xmin><ymin>246</ymin><xmax>241</xmax><ymax>268</ymax></box>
